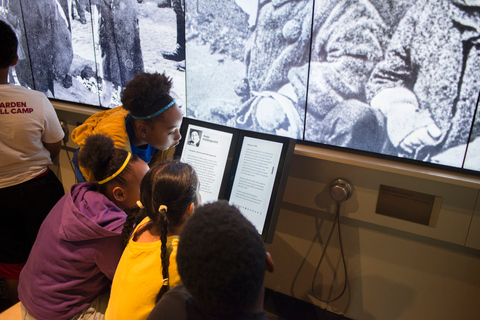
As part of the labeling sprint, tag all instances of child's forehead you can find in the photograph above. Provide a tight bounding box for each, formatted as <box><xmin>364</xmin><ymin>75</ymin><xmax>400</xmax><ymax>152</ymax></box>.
<box><xmin>155</xmin><ymin>105</ymin><xmax>183</xmax><ymax>126</ymax></box>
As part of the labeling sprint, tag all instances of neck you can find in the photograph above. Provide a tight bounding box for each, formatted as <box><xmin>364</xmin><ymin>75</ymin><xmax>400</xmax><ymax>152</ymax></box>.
<box><xmin>167</xmin><ymin>224</ymin><xmax>184</xmax><ymax>237</ymax></box>
<box><xmin>244</xmin><ymin>285</ymin><xmax>265</xmax><ymax>314</ymax></box>
<box><xmin>0</xmin><ymin>68</ymin><xmax>9</xmax><ymax>84</ymax></box>
<box><xmin>167</xmin><ymin>211</ymin><xmax>191</xmax><ymax>236</ymax></box>
<box><xmin>134</xmin><ymin>221</ymin><xmax>160</xmax><ymax>243</ymax></box>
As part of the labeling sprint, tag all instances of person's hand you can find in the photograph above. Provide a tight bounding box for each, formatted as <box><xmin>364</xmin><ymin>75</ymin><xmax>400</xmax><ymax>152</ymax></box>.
<box><xmin>399</xmin><ymin>123</ymin><xmax>442</xmax><ymax>157</ymax></box>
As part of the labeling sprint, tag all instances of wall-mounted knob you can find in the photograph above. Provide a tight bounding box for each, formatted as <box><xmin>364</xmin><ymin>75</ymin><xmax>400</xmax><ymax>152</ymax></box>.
<box><xmin>330</xmin><ymin>178</ymin><xmax>353</xmax><ymax>202</ymax></box>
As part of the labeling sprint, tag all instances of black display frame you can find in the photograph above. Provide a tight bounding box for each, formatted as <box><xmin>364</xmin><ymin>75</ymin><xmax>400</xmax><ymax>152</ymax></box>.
<box><xmin>174</xmin><ymin>117</ymin><xmax>296</xmax><ymax>242</ymax></box>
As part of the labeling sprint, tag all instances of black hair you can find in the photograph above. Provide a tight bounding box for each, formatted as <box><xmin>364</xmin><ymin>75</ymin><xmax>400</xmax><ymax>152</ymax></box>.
<box><xmin>0</xmin><ymin>20</ymin><xmax>18</xmax><ymax>68</ymax></box>
<box><xmin>177</xmin><ymin>201</ymin><xmax>266</xmax><ymax>315</ymax></box>
<box><xmin>122</xmin><ymin>160</ymin><xmax>198</xmax><ymax>300</ymax></box>
<box><xmin>77</xmin><ymin>133</ymin><xmax>141</xmax><ymax>194</ymax></box>
<box><xmin>121</xmin><ymin>72</ymin><xmax>174</xmax><ymax>127</ymax></box>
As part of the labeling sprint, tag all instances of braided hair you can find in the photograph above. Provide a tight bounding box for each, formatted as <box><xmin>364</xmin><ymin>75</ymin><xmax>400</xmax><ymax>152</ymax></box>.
<box><xmin>127</xmin><ymin>159</ymin><xmax>198</xmax><ymax>301</ymax></box>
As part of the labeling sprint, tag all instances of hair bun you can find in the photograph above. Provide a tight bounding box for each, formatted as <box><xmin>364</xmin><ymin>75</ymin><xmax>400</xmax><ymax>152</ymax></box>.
<box><xmin>78</xmin><ymin>133</ymin><xmax>123</xmax><ymax>181</ymax></box>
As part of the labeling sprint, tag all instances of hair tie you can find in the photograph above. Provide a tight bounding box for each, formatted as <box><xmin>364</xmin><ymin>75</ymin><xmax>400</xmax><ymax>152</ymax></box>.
<box><xmin>158</xmin><ymin>205</ymin><xmax>168</xmax><ymax>213</ymax></box>
<box><xmin>162</xmin><ymin>278</ymin><xmax>169</xmax><ymax>286</ymax></box>
<box><xmin>136</xmin><ymin>201</ymin><xmax>144</xmax><ymax>209</ymax></box>
<box><xmin>98</xmin><ymin>152</ymin><xmax>132</xmax><ymax>185</ymax></box>
<box><xmin>131</xmin><ymin>100</ymin><xmax>176</xmax><ymax>120</ymax></box>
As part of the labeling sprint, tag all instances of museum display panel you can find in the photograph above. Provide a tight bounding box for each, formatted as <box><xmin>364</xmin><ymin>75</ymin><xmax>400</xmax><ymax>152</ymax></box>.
<box><xmin>2</xmin><ymin>0</ymin><xmax>480</xmax><ymax>174</ymax></box>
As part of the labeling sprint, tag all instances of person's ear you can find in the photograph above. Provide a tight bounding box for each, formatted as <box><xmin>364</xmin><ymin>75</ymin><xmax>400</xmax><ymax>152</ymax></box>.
<box><xmin>135</xmin><ymin>121</ymin><xmax>148</xmax><ymax>140</ymax></box>
<box><xmin>10</xmin><ymin>55</ymin><xmax>18</xmax><ymax>67</ymax></box>
<box><xmin>186</xmin><ymin>203</ymin><xmax>194</xmax><ymax>216</ymax></box>
<box><xmin>112</xmin><ymin>186</ymin><xmax>125</xmax><ymax>202</ymax></box>
<box><xmin>265</xmin><ymin>252</ymin><xmax>275</xmax><ymax>273</ymax></box>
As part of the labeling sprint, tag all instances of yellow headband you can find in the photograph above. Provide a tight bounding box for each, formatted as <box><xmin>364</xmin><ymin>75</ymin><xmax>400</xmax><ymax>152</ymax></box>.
<box><xmin>98</xmin><ymin>152</ymin><xmax>132</xmax><ymax>185</ymax></box>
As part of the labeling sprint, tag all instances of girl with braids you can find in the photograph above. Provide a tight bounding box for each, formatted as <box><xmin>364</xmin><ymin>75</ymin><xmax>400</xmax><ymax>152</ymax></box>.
<box><xmin>105</xmin><ymin>160</ymin><xmax>200</xmax><ymax>320</ymax></box>
<box><xmin>71</xmin><ymin>72</ymin><xmax>184</xmax><ymax>182</ymax></box>
<box><xmin>18</xmin><ymin>134</ymin><xmax>149</xmax><ymax>320</ymax></box>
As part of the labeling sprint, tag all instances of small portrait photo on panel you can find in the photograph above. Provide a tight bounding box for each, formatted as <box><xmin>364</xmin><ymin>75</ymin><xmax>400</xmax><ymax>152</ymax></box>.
<box><xmin>187</xmin><ymin>129</ymin><xmax>202</xmax><ymax>147</ymax></box>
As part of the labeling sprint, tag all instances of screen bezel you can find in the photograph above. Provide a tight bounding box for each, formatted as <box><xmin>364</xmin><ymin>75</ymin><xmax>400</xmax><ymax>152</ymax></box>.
<box><xmin>174</xmin><ymin>117</ymin><xmax>239</xmax><ymax>202</ymax></box>
<box><xmin>174</xmin><ymin>117</ymin><xmax>296</xmax><ymax>242</ymax></box>
<box><xmin>223</xmin><ymin>130</ymin><xmax>296</xmax><ymax>242</ymax></box>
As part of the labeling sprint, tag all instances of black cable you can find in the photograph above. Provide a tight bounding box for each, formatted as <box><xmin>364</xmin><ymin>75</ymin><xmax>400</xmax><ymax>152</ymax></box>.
<box><xmin>311</xmin><ymin>200</ymin><xmax>348</xmax><ymax>302</ymax></box>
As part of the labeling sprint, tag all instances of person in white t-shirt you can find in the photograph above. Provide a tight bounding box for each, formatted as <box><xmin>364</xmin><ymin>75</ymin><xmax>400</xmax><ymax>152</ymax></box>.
<box><xmin>0</xmin><ymin>20</ymin><xmax>65</xmax><ymax>305</ymax></box>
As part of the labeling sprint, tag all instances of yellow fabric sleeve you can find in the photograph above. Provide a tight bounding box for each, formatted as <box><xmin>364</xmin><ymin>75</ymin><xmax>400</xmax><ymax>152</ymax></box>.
<box><xmin>71</xmin><ymin>106</ymin><xmax>131</xmax><ymax>181</ymax></box>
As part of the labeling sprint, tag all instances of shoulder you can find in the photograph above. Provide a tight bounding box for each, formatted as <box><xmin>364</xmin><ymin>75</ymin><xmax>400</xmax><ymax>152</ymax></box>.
<box><xmin>72</xmin><ymin>106</ymin><xmax>131</xmax><ymax>148</ymax></box>
<box><xmin>0</xmin><ymin>85</ymin><xmax>49</xmax><ymax>101</ymax></box>
<box><xmin>147</xmin><ymin>285</ymin><xmax>191</xmax><ymax>320</ymax></box>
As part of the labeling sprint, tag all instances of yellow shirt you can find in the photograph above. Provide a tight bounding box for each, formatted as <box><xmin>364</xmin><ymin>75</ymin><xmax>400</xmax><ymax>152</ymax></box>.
<box><xmin>105</xmin><ymin>217</ymin><xmax>181</xmax><ymax>320</ymax></box>
<box><xmin>71</xmin><ymin>106</ymin><xmax>170</xmax><ymax>181</ymax></box>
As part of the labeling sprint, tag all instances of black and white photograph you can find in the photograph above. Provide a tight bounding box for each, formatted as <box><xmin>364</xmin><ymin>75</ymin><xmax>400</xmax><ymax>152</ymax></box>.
<box><xmin>185</xmin><ymin>0</ymin><xmax>309</xmax><ymax>140</ymax></box>
<box><xmin>184</xmin><ymin>0</ymin><xmax>480</xmax><ymax>172</ymax></box>
<box><xmin>3</xmin><ymin>0</ymin><xmax>480</xmax><ymax>173</ymax></box>
<box><xmin>187</xmin><ymin>128</ymin><xmax>202</xmax><ymax>147</ymax></box>
<box><xmin>1</xmin><ymin>0</ymin><xmax>186</xmax><ymax>109</ymax></box>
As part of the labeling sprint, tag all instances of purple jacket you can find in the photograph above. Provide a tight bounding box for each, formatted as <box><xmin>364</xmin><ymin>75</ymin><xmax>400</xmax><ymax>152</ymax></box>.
<box><xmin>18</xmin><ymin>182</ymin><xmax>126</xmax><ymax>320</ymax></box>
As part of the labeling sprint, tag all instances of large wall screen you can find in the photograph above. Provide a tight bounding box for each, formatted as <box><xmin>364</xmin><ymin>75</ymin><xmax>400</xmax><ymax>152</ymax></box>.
<box><xmin>3</xmin><ymin>0</ymin><xmax>480</xmax><ymax>174</ymax></box>
<box><xmin>1</xmin><ymin>0</ymin><xmax>185</xmax><ymax>108</ymax></box>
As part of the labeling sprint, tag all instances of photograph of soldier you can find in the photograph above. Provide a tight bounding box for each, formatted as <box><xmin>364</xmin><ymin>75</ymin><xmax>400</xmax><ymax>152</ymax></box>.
<box><xmin>4</xmin><ymin>0</ymin><xmax>480</xmax><ymax>171</ymax></box>
<box><xmin>3</xmin><ymin>0</ymin><xmax>185</xmax><ymax>109</ymax></box>
<box><xmin>95</xmin><ymin>0</ymin><xmax>144</xmax><ymax>107</ymax></box>
<box><xmin>299</xmin><ymin>0</ymin><xmax>388</xmax><ymax>153</ymax></box>
<box><xmin>17</xmin><ymin>0</ymin><xmax>73</xmax><ymax>96</ymax></box>
<box><xmin>185</xmin><ymin>0</ymin><xmax>310</xmax><ymax>139</ymax></box>
<box><xmin>366</xmin><ymin>0</ymin><xmax>480</xmax><ymax>168</ymax></box>
<box><xmin>162</xmin><ymin>0</ymin><xmax>185</xmax><ymax>64</ymax></box>
<box><xmin>184</xmin><ymin>0</ymin><xmax>480</xmax><ymax>171</ymax></box>
<box><xmin>0</xmin><ymin>0</ymin><xmax>34</xmax><ymax>89</ymax></box>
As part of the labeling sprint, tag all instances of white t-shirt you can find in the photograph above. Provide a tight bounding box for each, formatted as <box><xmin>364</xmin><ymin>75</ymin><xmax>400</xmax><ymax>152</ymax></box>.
<box><xmin>0</xmin><ymin>84</ymin><xmax>64</xmax><ymax>188</ymax></box>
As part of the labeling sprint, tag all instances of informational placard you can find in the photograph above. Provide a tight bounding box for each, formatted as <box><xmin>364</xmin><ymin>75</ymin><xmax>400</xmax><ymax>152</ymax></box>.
<box><xmin>376</xmin><ymin>185</ymin><xmax>442</xmax><ymax>226</ymax></box>
<box><xmin>175</xmin><ymin>117</ymin><xmax>295</xmax><ymax>242</ymax></box>
<box><xmin>178</xmin><ymin>124</ymin><xmax>233</xmax><ymax>204</ymax></box>
<box><xmin>229</xmin><ymin>137</ymin><xmax>283</xmax><ymax>233</ymax></box>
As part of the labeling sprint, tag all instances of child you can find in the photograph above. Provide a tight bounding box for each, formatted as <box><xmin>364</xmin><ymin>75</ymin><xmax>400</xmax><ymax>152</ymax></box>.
<box><xmin>71</xmin><ymin>72</ymin><xmax>183</xmax><ymax>182</ymax></box>
<box><xmin>146</xmin><ymin>201</ymin><xmax>275</xmax><ymax>320</ymax></box>
<box><xmin>18</xmin><ymin>134</ymin><xmax>149</xmax><ymax>320</ymax></box>
<box><xmin>105</xmin><ymin>159</ymin><xmax>200</xmax><ymax>320</ymax></box>
<box><xmin>0</xmin><ymin>20</ymin><xmax>65</xmax><ymax>304</ymax></box>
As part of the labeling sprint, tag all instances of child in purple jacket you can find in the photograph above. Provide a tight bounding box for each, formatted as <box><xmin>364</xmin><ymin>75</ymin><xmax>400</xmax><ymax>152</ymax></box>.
<box><xmin>18</xmin><ymin>134</ymin><xmax>149</xmax><ymax>320</ymax></box>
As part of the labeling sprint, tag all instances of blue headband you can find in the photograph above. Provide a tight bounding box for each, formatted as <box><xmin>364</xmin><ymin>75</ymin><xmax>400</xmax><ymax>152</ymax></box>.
<box><xmin>131</xmin><ymin>100</ymin><xmax>176</xmax><ymax>120</ymax></box>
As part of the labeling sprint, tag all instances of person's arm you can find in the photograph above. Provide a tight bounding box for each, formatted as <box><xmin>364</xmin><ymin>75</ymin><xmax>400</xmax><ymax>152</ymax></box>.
<box><xmin>95</xmin><ymin>236</ymin><xmax>125</xmax><ymax>280</ymax></box>
<box><xmin>41</xmin><ymin>94</ymin><xmax>64</xmax><ymax>160</ymax></box>
<box><xmin>43</xmin><ymin>140</ymin><xmax>62</xmax><ymax>160</ymax></box>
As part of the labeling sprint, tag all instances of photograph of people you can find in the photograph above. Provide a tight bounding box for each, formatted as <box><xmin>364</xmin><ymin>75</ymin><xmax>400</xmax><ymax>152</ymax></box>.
<box><xmin>183</xmin><ymin>0</ymin><xmax>480</xmax><ymax>171</ymax></box>
<box><xmin>1</xmin><ymin>0</ymin><xmax>186</xmax><ymax>109</ymax></box>
<box><xmin>366</xmin><ymin>0</ymin><xmax>480</xmax><ymax>168</ymax></box>
<box><xmin>4</xmin><ymin>0</ymin><xmax>480</xmax><ymax>175</ymax></box>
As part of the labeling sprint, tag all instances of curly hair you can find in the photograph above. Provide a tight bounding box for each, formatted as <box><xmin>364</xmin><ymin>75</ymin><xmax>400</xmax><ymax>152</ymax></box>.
<box><xmin>0</xmin><ymin>20</ymin><xmax>18</xmax><ymax>69</ymax></box>
<box><xmin>121</xmin><ymin>72</ymin><xmax>174</xmax><ymax>122</ymax></box>
<box><xmin>77</xmin><ymin>133</ymin><xmax>141</xmax><ymax>194</ymax></box>
<box><xmin>177</xmin><ymin>201</ymin><xmax>266</xmax><ymax>315</ymax></box>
